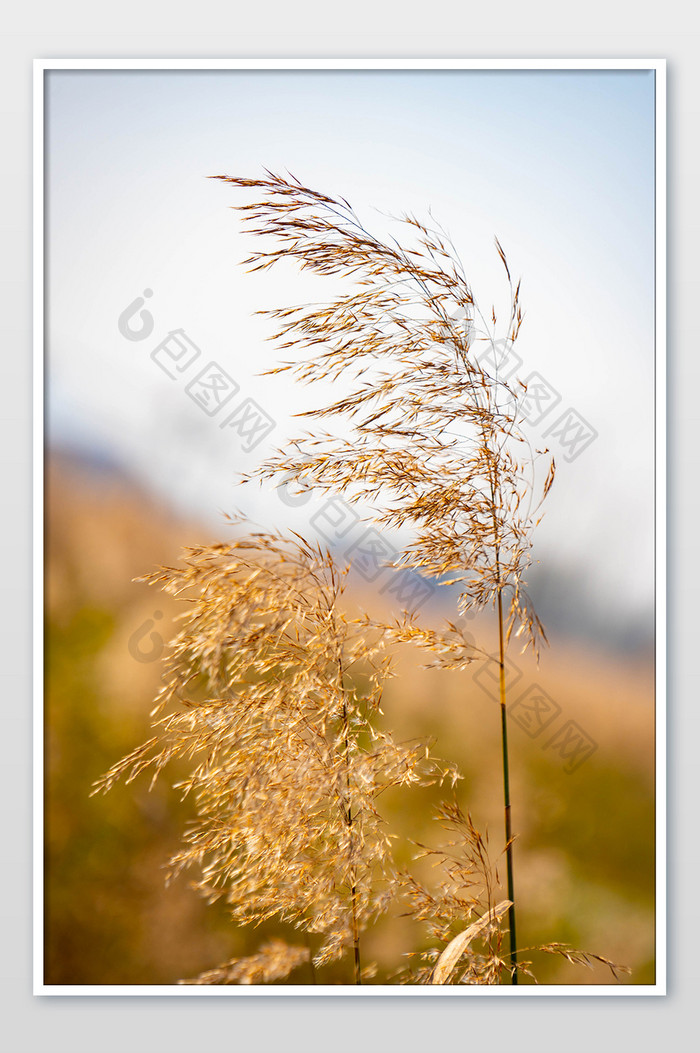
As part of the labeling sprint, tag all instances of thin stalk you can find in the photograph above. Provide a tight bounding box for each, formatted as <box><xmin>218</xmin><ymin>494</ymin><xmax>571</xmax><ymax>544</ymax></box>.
<box><xmin>486</xmin><ymin>448</ymin><xmax>518</xmax><ymax>986</ymax></box>
<box><xmin>496</xmin><ymin>582</ymin><xmax>518</xmax><ymax>983</ymax></box>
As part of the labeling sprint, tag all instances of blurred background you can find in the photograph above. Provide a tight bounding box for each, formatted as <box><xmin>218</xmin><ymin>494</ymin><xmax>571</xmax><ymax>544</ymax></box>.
<box><xmin>44</xmin><ymin>67</ymin><xmax>656</xmax><ymax>985</ymax></box>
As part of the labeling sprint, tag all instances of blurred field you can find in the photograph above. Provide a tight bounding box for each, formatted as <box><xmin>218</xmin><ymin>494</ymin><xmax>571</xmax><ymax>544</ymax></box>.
<box><xmin>45</xmin><ymin>452</ymin><xmax>655</xmax><ymax>986</ymax></box>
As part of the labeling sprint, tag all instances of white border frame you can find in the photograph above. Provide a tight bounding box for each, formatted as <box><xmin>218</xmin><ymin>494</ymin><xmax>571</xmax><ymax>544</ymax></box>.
<box><xmin>33</xmin><ymin>57</ymin><xmax>666</xmax><ymax>997</ymax></box>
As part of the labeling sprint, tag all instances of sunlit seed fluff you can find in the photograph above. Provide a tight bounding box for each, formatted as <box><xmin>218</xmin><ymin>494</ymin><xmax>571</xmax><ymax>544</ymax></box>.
<box><xmin>215</xmin><ymin>170</ymin><xmax>555</xmax><ymax>660</ymax></box>
<box><xmin>93</xmin><ymin>524</ymin><xmax>456</xmax><ymax>984</ymax></box>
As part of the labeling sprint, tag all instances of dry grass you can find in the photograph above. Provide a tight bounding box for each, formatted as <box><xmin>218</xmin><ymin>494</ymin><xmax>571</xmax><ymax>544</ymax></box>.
<box><xmin>93</xmin><ymin>524</ymin><xmax>458</xmax><ymax>984</ymax></box>
<box><xmin>86</xmin><ymin>172</ymin><xmax>647</xmax><ymax>986</ymax></box>
<box><xmin>46</xmin><ymin>458</ymin><xmax>653</xmax><ymax>985</ymax></box>
<box><xmin>216</xmin><ymin>170</ymin><xmax>553</xmax><ymax>657</ymax></box>
<box><xmin>212</xmin><ymin>170</ymin><xmax>557</xmax><ymax>979</ymax></box>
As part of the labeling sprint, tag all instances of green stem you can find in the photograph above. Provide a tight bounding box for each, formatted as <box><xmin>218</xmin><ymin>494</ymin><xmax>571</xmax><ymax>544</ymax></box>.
<box><xmin>496</xmin><ymin>585</ymin><xmax>518</xmax><ymax>984</ymax></box>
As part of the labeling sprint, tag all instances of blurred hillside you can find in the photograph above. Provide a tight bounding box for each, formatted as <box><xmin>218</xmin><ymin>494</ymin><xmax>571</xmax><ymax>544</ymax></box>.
<box><xmin>45</xmin><ymin>449</ymin><xmax>656</xmax><ymax>986</ymax></box>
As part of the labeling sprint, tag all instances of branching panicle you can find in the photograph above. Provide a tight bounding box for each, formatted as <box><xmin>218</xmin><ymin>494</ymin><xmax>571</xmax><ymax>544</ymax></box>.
<box><xmin>215</xmin><ymin>171</ymin><xmax>554</xmax><ymax>659</ymax></box>
<box><xmin>216</xmin><ymin>172</ymin><xmax>561</xmax><ymax>984</ymax></box>
<box><xmin>94</xmin><ymin>522</ymin><xmax>456</xmax><ymax>983</ymax></box>
<box><xmin>93</xmin><ymin>175</ymin><xmax>627</xmax><ymax>989</ymax></box>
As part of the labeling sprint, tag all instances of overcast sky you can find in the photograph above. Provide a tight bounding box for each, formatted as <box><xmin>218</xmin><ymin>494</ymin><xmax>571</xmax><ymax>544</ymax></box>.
<box><xmin>45</xmin><ymin>67</ymin><xmax>657</xmax><ymax>644</ymax></box>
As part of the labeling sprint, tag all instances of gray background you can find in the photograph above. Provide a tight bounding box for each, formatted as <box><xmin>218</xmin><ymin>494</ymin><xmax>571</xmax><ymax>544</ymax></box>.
<box><xmin>1</xmin><ymin>5</ymin><xmax>693</xmax><ymax>1051</ymax></box>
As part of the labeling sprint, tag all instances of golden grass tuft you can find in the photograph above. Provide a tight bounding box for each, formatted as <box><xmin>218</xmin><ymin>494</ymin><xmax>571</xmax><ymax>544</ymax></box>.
<box><xmin>94</xmin><ymin>523</ymin><xmax>457</xmax><ymax>984</ymax></box>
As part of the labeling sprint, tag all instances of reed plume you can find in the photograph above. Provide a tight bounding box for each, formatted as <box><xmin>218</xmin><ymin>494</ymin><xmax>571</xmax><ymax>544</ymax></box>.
<box><xmin>93</xmin><ymin>524</ymin><xmax>456</xmax><ymax>984</ymax></box>
<box><xmin>90</xmin><ymin>173</ymin><xmax>632</xmax><ymax>987</ymax></box>
<box><xmin>214</xmin><ymin>171</ymin><xmax>557</xmax><ymax>980</ymax></box>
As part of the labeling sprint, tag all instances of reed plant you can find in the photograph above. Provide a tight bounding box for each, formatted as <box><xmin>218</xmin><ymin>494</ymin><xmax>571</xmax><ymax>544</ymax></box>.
<box><xmin>95</xmin><ymin>172</ymin><xmax>627</xmax><ymax>985</ymax></box>
<box><xmin>94</xmin><ymin>526</ymin><xmax>458</xmax><ymax>984</ymax></box>
<box><xmin>214</xmin><ymin>171</ymin><xmax>556</xmax><ymax>981</ymax></box>
<box><xmin>93</xmin><ymin>526</ymin><xmax>623</xmax><ymax>985</ymax></box>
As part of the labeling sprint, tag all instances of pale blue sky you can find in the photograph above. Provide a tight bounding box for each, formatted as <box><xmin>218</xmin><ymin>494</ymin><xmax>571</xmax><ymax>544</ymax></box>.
<box><xmin>45</xmin><ymin>68</ymin><xmax>657</xmax><ymax>643</ymax></box>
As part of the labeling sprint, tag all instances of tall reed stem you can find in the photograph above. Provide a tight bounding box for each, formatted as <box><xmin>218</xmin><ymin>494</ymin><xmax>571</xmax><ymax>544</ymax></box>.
<box><xmin>496</xmin><ymin>584</ymin><xmax>518</xmax><ymax>983</ymax></box>
<box><xmin>487</xmin><ymin>446</ymin><xmax>519</xmax><ymax>984</ymax></box>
